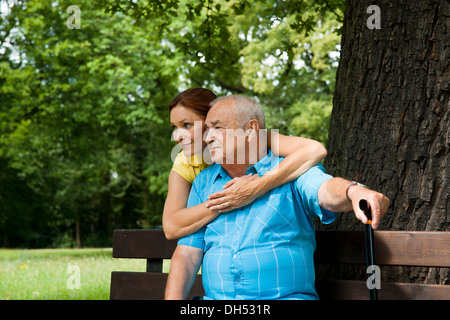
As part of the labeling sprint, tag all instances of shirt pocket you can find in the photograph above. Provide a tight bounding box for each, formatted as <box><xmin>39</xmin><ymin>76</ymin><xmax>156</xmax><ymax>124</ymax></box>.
<box><xmin>252</xmin><ymin>193</ymin><xmax>295</xmax><ymax>243</ymax></box>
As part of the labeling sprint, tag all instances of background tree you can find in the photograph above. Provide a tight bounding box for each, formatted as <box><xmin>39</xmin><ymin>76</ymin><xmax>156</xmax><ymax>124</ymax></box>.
<box><xmin>319</xmin><ymin>0</ymin><xmax>449</xmax><ymax>285</ymax></box>
<box><xmin>0</xmin><ymin>0</ymin><xmax>179</xmax><ymax>247</ymax></box>
<box><xmin>94</xmin><ymin>0</ymin><xmax>343</xmax><ymax>140</ymax></box>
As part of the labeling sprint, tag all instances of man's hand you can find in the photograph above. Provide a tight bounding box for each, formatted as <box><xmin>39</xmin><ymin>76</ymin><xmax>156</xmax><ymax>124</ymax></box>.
<box><xmin>318</xmin><ymin>178</ymin><xmax>389</xmax><ymax>229</ymax></box>
<box><xmin>347</xmin><ymin>185</ymin><xmax>389</xmax><ymax>229</ymax></box>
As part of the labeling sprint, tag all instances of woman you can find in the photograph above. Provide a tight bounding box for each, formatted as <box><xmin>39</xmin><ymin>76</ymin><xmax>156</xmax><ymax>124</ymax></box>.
<box><xmin>162</xmin><ymin>88</ymin><xmax>327</xmax><ymax>240</ymax></box>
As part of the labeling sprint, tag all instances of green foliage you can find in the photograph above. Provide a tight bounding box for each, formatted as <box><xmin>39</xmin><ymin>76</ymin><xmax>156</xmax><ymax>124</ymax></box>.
<box><xmin>0</xmin><ymin>0</ymin><xmax>343</xmax><ymax>247</ymax></box>
<box><xmin>1</xmin><ymin>0</ymin><xmax>177</xmax><ymax>247</ymax></box>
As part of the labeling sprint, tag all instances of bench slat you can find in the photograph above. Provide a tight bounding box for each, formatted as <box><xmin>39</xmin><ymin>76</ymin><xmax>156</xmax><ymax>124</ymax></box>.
<box><xmin>111</xmin><ymin>229</ymin><xmax>450</xmax><ymax>300</ymax></box>
<box><xmin>110</xmin><ymin>273</ymin><xmax>449</xmax><ymax>300</ymax></box>
<box><xmin>113</xmin><ymin>229</ymin><xmax>177</xmax><ymax>259</ymax></box>
<box><xmin>110</xmin><ymin>272</ymin><xmax>204</xmax><ymax>300</ymax></box>
<box><xmin>315</xmin><ymin>231</ymin><xmax>450</xmax><ymax>267</ymax></box>
<box><xmin>113</xmin><ymin>229</ymin><xmax>450</xmax><ymax>268</ymax></box>
<box><xmin>316</xmin><ymin>279</ymin><xmax>450</xmax><ymax>300</ymax></box>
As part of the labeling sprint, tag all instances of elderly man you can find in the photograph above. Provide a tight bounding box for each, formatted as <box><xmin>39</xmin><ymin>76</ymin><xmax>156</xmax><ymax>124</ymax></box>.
<box><xmin>165</xmin><ymin>95</ymin><xmax>389</xmax><ymax>300</ymax></box>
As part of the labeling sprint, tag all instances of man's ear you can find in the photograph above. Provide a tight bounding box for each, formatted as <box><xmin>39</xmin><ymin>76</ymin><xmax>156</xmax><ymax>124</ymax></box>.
<box><xmin>245</xmin><ymin>119</ymin><xmax>259</xmax><ymax>142</ymax></box>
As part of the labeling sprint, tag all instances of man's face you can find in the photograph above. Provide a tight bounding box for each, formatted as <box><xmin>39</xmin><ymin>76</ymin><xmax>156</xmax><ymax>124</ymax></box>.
<box><xmin>204</xmin><ymin>101</ymin><xmax>247</xmax><ymax>164</ymax></box>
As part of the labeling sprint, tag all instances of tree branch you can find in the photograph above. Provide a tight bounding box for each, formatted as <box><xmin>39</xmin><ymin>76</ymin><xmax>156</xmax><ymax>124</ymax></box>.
<box><xmin>215</xmin><ymin>76</ymin><xmax>248</xmax><ymax>93</ymax></box>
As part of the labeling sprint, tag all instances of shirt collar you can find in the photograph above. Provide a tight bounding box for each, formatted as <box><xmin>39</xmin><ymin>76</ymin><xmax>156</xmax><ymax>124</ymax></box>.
<box><xmin>212</xmin><ymin>149</ymin><xmax>280</xmax><ymax>182</ymax></box>
<box><xmin>248</xmin><ymin>148</ymin><xmax>280</xmax><ymax>177</ymax></box>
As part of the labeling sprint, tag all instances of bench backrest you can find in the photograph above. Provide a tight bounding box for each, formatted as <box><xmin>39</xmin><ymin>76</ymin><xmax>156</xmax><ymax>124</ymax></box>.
<box><xmin>110</xmin><ymin>229</ymin><xmax>450</xmax><ymax>300</ymax></box>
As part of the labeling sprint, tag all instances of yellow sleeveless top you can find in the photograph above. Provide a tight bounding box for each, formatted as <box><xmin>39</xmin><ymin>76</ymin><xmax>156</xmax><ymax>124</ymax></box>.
<box><xmin>171</xmin><ymin>151</ymin><xmax>210</xmax><ymax>184</ymax></box>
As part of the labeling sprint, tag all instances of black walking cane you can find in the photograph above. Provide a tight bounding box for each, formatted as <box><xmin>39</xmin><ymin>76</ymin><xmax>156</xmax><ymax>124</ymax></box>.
<box><xmin>359</xmin><ymin>199</ymin><xmax>378</xmax><ymax>300</ymax></box>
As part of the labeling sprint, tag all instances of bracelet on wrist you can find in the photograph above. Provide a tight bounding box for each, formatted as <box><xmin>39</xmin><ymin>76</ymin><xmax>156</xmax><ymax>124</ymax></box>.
<box><xmin>345</xmin><ymin>181</ymin><xmax>367</xmax><ymax>201</ymax></box>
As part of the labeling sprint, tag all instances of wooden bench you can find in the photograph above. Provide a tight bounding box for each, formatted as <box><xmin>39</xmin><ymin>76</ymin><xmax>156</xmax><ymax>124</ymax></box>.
<box><xmin>110</xmin><ymin>229</ymin><xmax>450</xmax><ymax>300</ymax></box>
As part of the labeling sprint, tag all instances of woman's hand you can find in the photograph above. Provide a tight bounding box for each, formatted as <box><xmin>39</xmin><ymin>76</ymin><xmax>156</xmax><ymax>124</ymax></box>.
<box><xmin>205</xmin><ymin>174</ymin><xmax>261</xmax><ymax>212</ymax></box>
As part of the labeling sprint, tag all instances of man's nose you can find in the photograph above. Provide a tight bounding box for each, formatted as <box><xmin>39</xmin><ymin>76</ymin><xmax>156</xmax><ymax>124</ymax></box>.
<box><xmin>205</xmin><ymin>128</ymin><xmax>215</xmax><ymax>145</ymax></box>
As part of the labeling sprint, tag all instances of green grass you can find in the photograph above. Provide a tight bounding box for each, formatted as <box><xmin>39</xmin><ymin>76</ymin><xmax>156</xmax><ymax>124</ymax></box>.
<box><xmin>0</xmin><ymin>248</ymin><xmax>154</xmax><ymax>300</ymax></box>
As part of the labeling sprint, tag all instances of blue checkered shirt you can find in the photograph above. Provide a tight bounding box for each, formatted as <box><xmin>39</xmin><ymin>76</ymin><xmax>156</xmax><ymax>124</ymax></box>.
<box><xmin>178</xmin><ymin>150</ymin><xmax>338</xmax><ymax>300</ymax></box>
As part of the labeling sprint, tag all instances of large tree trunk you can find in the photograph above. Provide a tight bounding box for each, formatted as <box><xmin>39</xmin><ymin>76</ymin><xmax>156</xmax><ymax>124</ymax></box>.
<box><xmin>320</xmin><ymin>0</ymin><xmax>449</xmax><ymax>284</ymax></box>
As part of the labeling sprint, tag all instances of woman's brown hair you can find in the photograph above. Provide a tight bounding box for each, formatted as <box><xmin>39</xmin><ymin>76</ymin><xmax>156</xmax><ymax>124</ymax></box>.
<box><xmin>168</xmin><ymin>88</ymin><xmax>217</xmax><ymax>119</ymax></box>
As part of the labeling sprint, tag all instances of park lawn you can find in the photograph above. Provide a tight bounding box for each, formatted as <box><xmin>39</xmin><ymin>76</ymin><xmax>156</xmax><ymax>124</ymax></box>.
<box><xmin>0</xmin><ymin>248</ymin><xmax>169</xmax><ymax>300</ymax></box>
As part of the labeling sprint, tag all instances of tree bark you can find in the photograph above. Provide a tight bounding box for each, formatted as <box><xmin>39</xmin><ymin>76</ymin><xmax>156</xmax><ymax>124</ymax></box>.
<box><xmin>320</xmin><ymin>0</ymin><xmax>449</xmax><ymax>284</ymax></box>
<box><xmin>75</xmin><ymin>212</ymin><xmax>81</xmax><ymax>249</ymax></box>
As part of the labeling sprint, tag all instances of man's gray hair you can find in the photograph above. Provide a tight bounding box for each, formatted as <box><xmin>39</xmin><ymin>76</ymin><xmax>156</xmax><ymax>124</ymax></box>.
<box><xmin>211</xmin><ymin>95</ymin><xmax>266</xmax><ymax>129</ymax></box>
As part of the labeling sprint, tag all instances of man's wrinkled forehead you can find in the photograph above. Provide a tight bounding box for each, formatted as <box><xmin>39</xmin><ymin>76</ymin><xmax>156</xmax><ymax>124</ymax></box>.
<box><xmin>205</xmin><ymin>101</ymin><xmax>235</xmax><ymax>128</ymax></box>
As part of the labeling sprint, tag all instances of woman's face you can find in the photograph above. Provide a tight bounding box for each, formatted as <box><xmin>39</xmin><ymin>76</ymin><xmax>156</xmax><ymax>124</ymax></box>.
<box><xmin>170</xmin><ymin>105</ymin><xmax>206</xmax><ymax>157</ymax></box>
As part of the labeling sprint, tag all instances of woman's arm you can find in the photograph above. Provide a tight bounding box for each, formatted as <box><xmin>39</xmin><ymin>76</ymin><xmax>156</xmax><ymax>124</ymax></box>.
<box><xmin>206</xmin><ymin>131</ymin><xmax>327</xmax><ymax>212</ymax></box>
<box><xmin>162</xmin><ymin>171</ymin><xmax>219</xmax><ymax>240</ymax></box>
<box><xmin>261</xmin><ymin>130</ymin><xmax>327</xmax><ymax>191</ymax></box>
